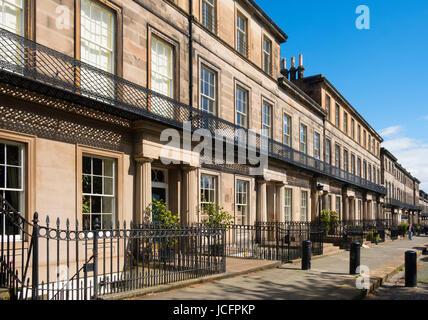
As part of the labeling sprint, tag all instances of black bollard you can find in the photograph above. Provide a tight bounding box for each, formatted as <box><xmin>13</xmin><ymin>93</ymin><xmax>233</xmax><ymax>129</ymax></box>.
<box><xmin>350</xmin><ymin>242</ymin><xmax>361</xmax><ymax>275</ymax></box>
<box><xmin>405</xmin><ymin>251</ymin><xmax>417</xmax><ymax>287</ymax></box>
<box><xmin>302</xmin><ymin>240</ymin><xmax>312</xmax><ymax>270</ymax></box>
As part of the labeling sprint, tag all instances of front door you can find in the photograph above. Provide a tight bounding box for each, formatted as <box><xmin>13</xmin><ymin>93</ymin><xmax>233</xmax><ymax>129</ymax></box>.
<box><xmin>151</xmin><ymin>168</ymin><xmax>168</xmax><ymax>224</ymax></box>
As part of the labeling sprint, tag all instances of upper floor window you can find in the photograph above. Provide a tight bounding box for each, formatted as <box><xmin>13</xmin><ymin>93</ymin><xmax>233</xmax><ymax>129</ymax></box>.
<box><xmin>363</xmin><ymin>130</ymin><xmax>367</xmax><ymax>148</ymax></box>
<box><xmin>236</xmin><ymin>11</ymin><xmax>248</xmax><ymax>57</ymax></box>
<box><xmin>351</xmin><ymin>154</ymin><xmax>356</xmax><ymax>175</ymax></box>
<box><xmin>343</xmin><ymin>112</ymin><xmax>348</xmax><ymax>134</ymax></box>
<box><xmin>300</xmin><ymin>124</ymin><xmax>307</xmax><ymax>154</ymax></box>
<box><xmin>344</xmin><ymin>149</ymin><xmax>349</xmax><ymax>172</ymax></box>
<box><xmin>368</xmin><ymin>164</ymin><xmax>372</xmax><ymax>182</ymax></box>
<box><xmin>357</xmin><ymin>125</ymin><xmax>361</xmax><ymax>144</ymax></box>
<box><xmin>325</xmin><ymin>95</ymin><xmax>331</xmax><ymax>122</ymax></box>
<box><xmin>325</xmin><ymin>139</ymin><xmax>331</xmax><ymax>164</ymax></box>
<box><xmin>351</xmin><ymin>119</ymin><xmax>355</xmax><ymax>140</ymax></box>
<box><xmin>262</xmin><ymin>36</ymin><xmax>272</xmax><ymax>75</ymax></box>
<box><xmin>363</xmin><ymin>160</ymin><xmax>367</xmax><ymax>179</ymax></box>
<box><xmin>368</xmin><ymin>135</ymin><xmax>371</xmax><ymax>152</ymax></box>
<box><xmin>235</xmin><ymin>85</ymin><xmax>248</xmax><ymax>128</ymax></box>
<box><xmin>200</xmin><ymin>65</ymin><xmax>217</xmax><ymax>115</ymax></box>
<box><xmin>82</xmin><ymin>155</ymin><xmax>116</xmax><ymax>230</ymax></box>
<box><xmin>0</xmin><ymin>0</ymin><xmax>24</xmax><ymax>34</ymax></box>
<box><xmin>335</xmin><ymin>145</ymin><xmax>341</xmax><ymax>168</ymax></box>
<box><xmin>314</xmin><ymin>132</ymin><xmax>320</xmax><ymax>159</ymax></box>
<box><xmin>357</xmin><ymin>158</ymin><xmax>362</xmax><ymax>177</ymax></box>
<box><xmin>81</xmin><ymin>0</ymin><xmax>115</xmax><ymax>73</ymax></box>
<box><xmin>335</xmin><ymin>104</ymin><xmax>340</xmax><ymax>128</ymax></box>
<box><xmin>262</xmin><ymin>101</ymin><xmax>272</xmax><ymax>138</ymax></box>
<box><xmin>201</xmin><ymin>0</ymin><xmax>216</xmax><ymax>33</ymax></box>
<box><xmin>1</xmin><ymin>141</ymin><xmax>24</xmax><ymax>239</ymax></box>
<box><xmin>283</xmin><ymin>113</ymin><xmax>291</xmax><ymax>147</ymax></box>
<box><xmin>151</xmin><ymin>35</ymin><xmax>174</xmax><ymax>98</ymax></box>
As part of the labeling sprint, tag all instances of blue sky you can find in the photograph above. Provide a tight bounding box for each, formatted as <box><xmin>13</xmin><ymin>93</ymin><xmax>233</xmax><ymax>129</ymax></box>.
<box><xmin>255</xmin><ymin>0</ymin><xmax>428</xmax><ymax>190</ymax></box>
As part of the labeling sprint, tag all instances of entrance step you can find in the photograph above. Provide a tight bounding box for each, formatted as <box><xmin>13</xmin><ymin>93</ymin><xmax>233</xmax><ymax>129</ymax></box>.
<box><xmin>0</xmin><ymin>288</ymin><xmax>10</xmax><ymax>300</ymax></box>
<box><xmin>322</xmin><ymin>243</ymin><xmax>345</xmax><ymax>256</ymax></box>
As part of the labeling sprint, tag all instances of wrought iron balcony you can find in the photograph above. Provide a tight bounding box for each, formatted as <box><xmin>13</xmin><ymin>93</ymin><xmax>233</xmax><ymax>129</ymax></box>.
<box><xmin>385</xmin><ymin>197</ymin><xmax>421</xmax><ymax>211</ymax></box>
<box><xmin>0</xmin><ymin>28</ymin><xmax>386</xmax><ymax>195</ymax></box>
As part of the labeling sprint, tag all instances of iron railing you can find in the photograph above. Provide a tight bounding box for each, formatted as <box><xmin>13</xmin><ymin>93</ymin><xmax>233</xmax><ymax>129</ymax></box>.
<box><xmin>196</xmin><ymin>222</ymin><xmax>324</xmax><ymax>263</ymax></box>
<box><xmin>0</xmin><ymin>196</ymin><xmax>225</xmax><ymax>300</ymax></box>
<box><xmin>0</xmin><ymin>28</ymin><xmax>386</xmax><ymax>195</ymax></box>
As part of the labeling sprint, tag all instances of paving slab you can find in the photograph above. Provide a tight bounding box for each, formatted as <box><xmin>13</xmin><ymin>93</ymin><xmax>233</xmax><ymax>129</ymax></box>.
<box><xmin>134</xmin><ymin>236</ymin><xmax>428</xmax><ymax>300</ymax></box>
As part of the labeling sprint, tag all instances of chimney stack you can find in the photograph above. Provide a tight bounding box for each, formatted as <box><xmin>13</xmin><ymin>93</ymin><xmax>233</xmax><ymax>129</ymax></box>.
<box><xmin>289</xmin><ymin>57</ymin><xmax>297</xmax><ymax>81</ymax></box>
<box><xmin>280</xmin><ymin>58</ymin><xmax>289</xmax><ymax>79</ymax></box>
<box><xmin>297</xmin><ymin>54</ymin><xmax>305</xmax><ymax>79</ymax></box>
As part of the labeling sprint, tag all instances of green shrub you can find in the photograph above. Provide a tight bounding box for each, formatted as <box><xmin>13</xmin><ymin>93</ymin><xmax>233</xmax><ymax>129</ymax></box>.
<box><xmin>200</xmin><ymin>198</ymin><xmax>234</xmax><ymax>229</ymax></box>
<box><xmin>398</xmin><ymin>222</ymin><xmax>409</xmax><ymax>236</ymax></box>
<box><xmin>146</xmin><ymin>199</ymin><xmax>180</xmax><ymax>227</ymax></box>
<box><xmin>320</xmin><ymin>210</ymin><xmax>339</xmax><ymax>233</ymax></box>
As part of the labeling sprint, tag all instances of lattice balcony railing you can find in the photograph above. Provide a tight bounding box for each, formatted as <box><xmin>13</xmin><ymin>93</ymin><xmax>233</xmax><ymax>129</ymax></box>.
<box><xmin>0</xmin><ymin>28</ymin><xmax>386</xmax><ymax>195</ymax></box>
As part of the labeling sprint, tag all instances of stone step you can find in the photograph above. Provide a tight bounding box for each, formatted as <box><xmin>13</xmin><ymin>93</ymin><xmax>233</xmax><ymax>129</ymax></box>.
<box><xmin>0</xmin><ymin>288</ymin><xmax>10</xmax><ymax>300</ymax></box>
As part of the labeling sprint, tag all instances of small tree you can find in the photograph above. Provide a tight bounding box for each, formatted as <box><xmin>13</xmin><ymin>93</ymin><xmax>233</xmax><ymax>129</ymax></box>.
<box><xmin>320</xmin><ymin>210</ymin><xmax>339</xmax><ymax>234</ymax></box>
<box><xmin>146</xmin><ymin>199</ymin><xmax>180</xmax><ymax>228</ymax></box>
<box><xmin>200</xmin><ymin>199</ymin><xmax>234</xmax><ymax>229</ymax></box>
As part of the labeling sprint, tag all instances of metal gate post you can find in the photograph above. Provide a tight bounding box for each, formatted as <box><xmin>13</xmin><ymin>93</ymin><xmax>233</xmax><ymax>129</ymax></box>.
<box><xmin>92</xmin><ymin>218</ymin><xmax>100</xmax><ymax>300</ymax></box>
<box><xmin>31</xmin><ymin>212</ymin><xmax>39</xmax><ymax>300</ymax></box>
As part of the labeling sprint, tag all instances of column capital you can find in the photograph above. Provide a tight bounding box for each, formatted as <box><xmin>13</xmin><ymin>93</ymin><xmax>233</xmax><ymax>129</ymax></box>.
<box><xmin>135</xmin><ymin>156</ymin><xmax>154</xmax><ymax>164</ymax></box>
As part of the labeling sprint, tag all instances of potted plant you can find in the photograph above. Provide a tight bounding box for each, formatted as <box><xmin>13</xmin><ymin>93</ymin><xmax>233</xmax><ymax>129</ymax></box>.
<box><xmin>398</xmin><ymin>222</ymin><xmax>409</xmax><ymax>237</ymax></box>
<box><xmin>200</xmin><ymin>197</ymin><xmax>234</xmax><ymax>257</ymax></box>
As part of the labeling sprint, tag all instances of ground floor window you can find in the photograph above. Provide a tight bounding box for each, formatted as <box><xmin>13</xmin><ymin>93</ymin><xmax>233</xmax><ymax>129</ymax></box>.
<box><xmin>200</xmin><ymin>174</ymin><xmax>217</xmax><ymax>221</ymax></box>
<box><xmin>336</xmin><ymin>196</ymin><xmax>341</xmax><ymax>218</ymax></box>
<box><xmin>284</xmin><ymin>188</ymin><xmax>292</xmax><ymax>221</ymax></box>
<box><xmin>358</xmin><ymin>199</ymin><xmax>362</xmax><ymax>220</ymax></box>
<box><xmin>0</xmin><ymin>140</ymin><xmax>24</xmax><ymax>238</ymax></box>
<box><xmin>301</xmin><ymin>191</ymin><xmax>308</xmax><ymax>222</ymax></box>
<box><xmin>82</xmin><ymin>155</ymin><xmax>116</xmax><ymax>230</ymax></box>
<box><xmin>236</xmin><ymin>180</ymin><xmax>249</xmax><ymax>225</ymax></box>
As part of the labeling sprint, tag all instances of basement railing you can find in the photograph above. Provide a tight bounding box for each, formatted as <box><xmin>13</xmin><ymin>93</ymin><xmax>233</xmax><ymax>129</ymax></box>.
<box><xmin>0</xmin><ymin>28</ymin><xmax>386</xmax><ymax>195</ymax></box>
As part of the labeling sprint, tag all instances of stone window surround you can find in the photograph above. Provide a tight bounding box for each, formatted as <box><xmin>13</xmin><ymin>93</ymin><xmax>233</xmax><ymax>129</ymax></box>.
<box><xmin>0</xmin><ymin>129</ymin><xmax>36</xmax><ymax>242</ymax></box>
<box><xmin>261</xmin><ymin>95</ymin><xmax>275</xmax><ymax>139</ymax></box>
<box><xmin>74</xmin><ymin>0</ymin><xmax>123</xmax><ymax>77</ymax></box>
<box><xmin>198</xmin><ymin>168</ymin><xmax>221</xmax><ymax>207</ymax></box>
<box><xmin>147</xmin><ymin>25</ymin><xmax>181</xmax><ymax>101</ymax></box>
<box><xmin>234</xmin><ymin>175</ymin><xmax>252</xmax><ymax>225</ymax></box>
<box><xmin>76</xmin><ymin>145</ymin><xmax>124</xmax><ymax>225</ymax></box>
<box><xmin>198</xmin><ymin>56</ymin><xmax>221</xmax><ymax>116</ymax></box>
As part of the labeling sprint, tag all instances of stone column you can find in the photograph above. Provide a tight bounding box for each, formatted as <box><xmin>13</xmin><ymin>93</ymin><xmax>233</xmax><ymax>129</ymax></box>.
<box><xmin>275</xmin><ymin>184</ymin><xmax>285</xmax><ymax>222</ymax></box>
<box><xmin>362</xmin><ymin>199</ymin><xmax>368</xmax><ymax>221</ymax></box>
<box><xmin>267</xmin><ymin>184</ymin><xmax>276</xmax><ymax>222</ymax></box>
<box><xmin>181</xmin><ymin>167</ymin><xmax>198</xmax><ymax>225</ymax></box>
<box><xmin>342</xmin><ymin>195</ymin><xmax>349</xmax><ymax>221</ymax></box>
<box><xmin>135</xmin><ymin>158</ymin><xmax>153</xmax><ymax>224</ymax></box>
<box><xmin>349</xmin><ymin>198</ymin><xmax>355</xmax><ymax>221</ymax></box>
<box><xmin>257</xmin><ymin>180</ymin><xmax>267</xmax><ymax>223</ymax></box>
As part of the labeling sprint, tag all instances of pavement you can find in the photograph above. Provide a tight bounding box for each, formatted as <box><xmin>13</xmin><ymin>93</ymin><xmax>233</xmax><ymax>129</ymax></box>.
<box><xmin>365</xmin><ymin>250</ymin><xmax>428</xmax><ymax>300</ymax></box>
<box><xmin>131</xmin><ymin>236</ymin><xmax>428</xmax><ymax>300</ymax></box>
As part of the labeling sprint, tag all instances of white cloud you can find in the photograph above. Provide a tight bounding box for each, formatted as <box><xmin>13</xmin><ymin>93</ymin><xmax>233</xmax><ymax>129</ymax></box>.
<box><xmin>382</xmin><ymin>134</ymin><xmax>428</xmax><ymax>191</ymax></box>
<box><xmin>379</xmin><ymin>125</ymin><xmax>402</xmax><ymax>138</ymax></box>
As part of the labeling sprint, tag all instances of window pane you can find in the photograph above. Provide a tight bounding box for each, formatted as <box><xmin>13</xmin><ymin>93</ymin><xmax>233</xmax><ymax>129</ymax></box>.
<box><xmin>104</xmin><ymin>159</ymin><xmax>114</xmax><ymax>177</ymax></box>
<box><xmin>6</xmin><ymin>144</ymin><xmax>20</xmax><ymax>166</ymax></box>
<box><xmin>93</xmin><ymin>158</ymin><xmax>102</xmax><ymax>175</ymax></box>
<box><xmin>82</xmin><ymin>175</ymin><xmax>91</xmax><ymax>194</ymax></box>
<box><xmin>5</xmin><ymin>190</ymin><xmax>20</xmax><ymax>212</ymax></box>
<box><xmin>6</xmin><ymin>166</ymin><xmax>20</xmax><ymax>189</ymax></box>
<box><xmin>83</xmin><ymin>156</ymin><xmax>92</xmax><ymax>174</ymax></box>
<box><xmin>91</xmin><ymin>196</ymin><xmax>101</xmax><ymax>213</ymax></box>
<box><xmin>0</xmin><ymin>166</ymin><xmax>4</xmax><ymax>188</ymax></box>
<box><xmin>102</xmin><ymin>197</ymin><xmax>113</xmax><ymax>214</ymax></box>
<box><xmin>0</xmin><ymin>144</ymin><xmax>4</xmax><ymax>164</ymax></box>
<box><xmin>93</xmin><ymin>176</ymin><xmax>103</xmax><ymax>194</ymax></box>
<box><xmin>104</xmin><ymin>177</ymin><xmax>113</xmax><ymax>195</ymax></box>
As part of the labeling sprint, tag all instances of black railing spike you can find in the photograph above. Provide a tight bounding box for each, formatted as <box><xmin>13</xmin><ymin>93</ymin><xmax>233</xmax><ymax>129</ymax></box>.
<box><xmin>56</xmin><ymin>217</ymin><xmax>60</xmax><ymax>227</ymax></box>
<box><xmin>66</xmin><ymin>218</ymin><xmax>70</xmax><ymax>228</ymax></box>
<box><xmin>76</xmin><ymin>218</ymin><xmax>79</xmax><ymax>228</ymax></box>
<box><xmin>46</xmin><ymin>215</ymin><xmax>50</xmax><ymax>226</ymax></box>
<box><xmin>94</xmin><ymin>217</ymin><xmax>101</xmax><ymax>231</ymax></box>
<box><xmin>84</xmin><ymin>218</ymin><xmax>89</xmax><ymax>230</ymax></box>
<box><xmin>33</xmin><ymin>212</ymin><xmax>39</xmax><ymax>224</ymax></box>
